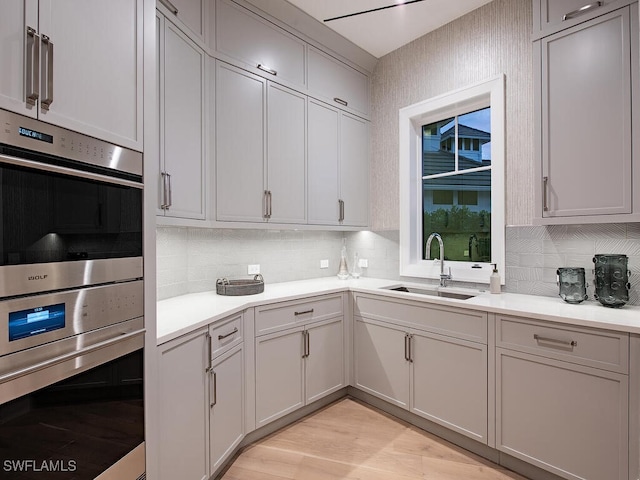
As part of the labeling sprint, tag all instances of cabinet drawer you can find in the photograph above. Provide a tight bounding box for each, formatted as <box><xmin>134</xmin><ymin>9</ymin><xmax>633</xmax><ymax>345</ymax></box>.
<box><xmin>255</xmin><ymin>294</ymin><xmax>343</xmax><ymax>336</ymax></box>
<box><xmin>216</xmin><ymin>0</ymin><xmax>306</xmax><ymax>88</ymax></box>
<box><xmin>534</xmin><ymin>0</ymin><xmax>626</xmax><ymax>37</ymax></box>
<box><xmin>496</xmin><ymin>315</ymin><xmax>629</xmax><ymax>373</ymax></box>
<box><xmin>308</xmin><ymin>46</ymin><xmax>369</xmax><ymax>118</ymax></box>
<box><xmin>209</xmin><ymin>313</ymin><xmax>243</xmax><ymax>359</ymax></box>
<box><xmin>354</xmin><ymin>294</ymin><xmax>487</xmax><ymax>344</ymax></box>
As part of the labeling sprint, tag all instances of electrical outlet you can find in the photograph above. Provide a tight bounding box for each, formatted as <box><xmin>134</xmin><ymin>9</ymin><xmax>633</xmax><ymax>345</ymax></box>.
<box><xmin>248</xmin><ymin>264</ymin><xmax>260</xmax><ymax>274</ymax></box>
<box><xmin>464</xmin><ymin>249</ymin><xmax>470</xmax><ymax>257</ymax></box>
<box><xmin>358</xmin><ymin>258</ymin><xmax>368</xmax><ymax>268</ymax></box>
<box><xmin>320</xmin><ymin>259</ymin><xmax>329</xmax><ymax>269</ymax></box>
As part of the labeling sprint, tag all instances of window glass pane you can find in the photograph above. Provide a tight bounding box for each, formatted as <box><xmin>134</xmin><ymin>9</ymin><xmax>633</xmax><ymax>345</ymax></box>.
<box><xmin>422</xmin><ymin>172</ymin><xmax>491</xmax><ymax>262</ymax></box>
<box><xmin>458</xmin><ymin>107</ymin><xmax>491</xmax><ymax>171</ymax></box>
<box><xmin>422</xmin><ymin>117</ymin><xmax>454</xmax><ymax>176</ymax></box>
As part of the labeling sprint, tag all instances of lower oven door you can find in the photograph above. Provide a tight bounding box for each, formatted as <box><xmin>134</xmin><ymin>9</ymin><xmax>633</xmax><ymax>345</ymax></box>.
<box><xmin>0</xmin><ymin>321</ymin><xmax>145</xmax><ymax>480</ymax></box>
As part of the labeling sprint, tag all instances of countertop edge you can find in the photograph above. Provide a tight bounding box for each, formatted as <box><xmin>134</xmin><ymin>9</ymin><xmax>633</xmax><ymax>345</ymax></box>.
<box><xmin>157</xmin><ymin>277</ymin><xmax>640</xmax><ymax>345</ymax></box>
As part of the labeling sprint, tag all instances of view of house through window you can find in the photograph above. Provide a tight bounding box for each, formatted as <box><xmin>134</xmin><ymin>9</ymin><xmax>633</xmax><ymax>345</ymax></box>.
<box><xmin>422</xmin><ymin>107</ymin><xmax>491</xmax><ymax>262</ymax></box>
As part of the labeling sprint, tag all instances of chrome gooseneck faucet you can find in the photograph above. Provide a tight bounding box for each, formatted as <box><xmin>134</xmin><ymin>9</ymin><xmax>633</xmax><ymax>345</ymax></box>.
<box><xmin>425</xmin><ymin>232</ymin><xmax>451</xmax><ymax>287</ymax></box>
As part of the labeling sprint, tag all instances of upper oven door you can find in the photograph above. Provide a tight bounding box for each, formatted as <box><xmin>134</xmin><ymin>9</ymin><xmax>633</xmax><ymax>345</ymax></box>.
<box><xmin>0</xmin><ymin>112</ymin><xmax>143</xmax><ymax>298</ymax></box>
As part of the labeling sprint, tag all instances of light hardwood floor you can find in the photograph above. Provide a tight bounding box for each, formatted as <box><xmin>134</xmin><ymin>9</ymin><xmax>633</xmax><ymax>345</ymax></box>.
<box><xmin>221</xmin><ymin>398</ymin><xmax>528</xmax><ymax>480</ymax></box>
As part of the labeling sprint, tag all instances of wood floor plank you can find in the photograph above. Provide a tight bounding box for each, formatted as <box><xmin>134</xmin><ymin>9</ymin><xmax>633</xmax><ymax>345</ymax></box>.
<box><xmin>220</xmin><ymin>398</ymin><xmax>528</xmax><ymax>480</ymax></box>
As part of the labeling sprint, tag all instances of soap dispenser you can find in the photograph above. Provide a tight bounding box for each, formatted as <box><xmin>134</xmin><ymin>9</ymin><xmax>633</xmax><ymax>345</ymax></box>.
<box><xmin>490</xmin><ymin>263</ymin><xmax>501</xmax><ymax>294</ymax></box>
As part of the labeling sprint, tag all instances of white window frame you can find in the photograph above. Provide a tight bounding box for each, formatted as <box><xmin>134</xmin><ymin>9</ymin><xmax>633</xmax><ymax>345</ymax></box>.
<box><xmin>399</xmin><ymin>75</ymin><xmax>505</xmax><ymax>284</ymax></box>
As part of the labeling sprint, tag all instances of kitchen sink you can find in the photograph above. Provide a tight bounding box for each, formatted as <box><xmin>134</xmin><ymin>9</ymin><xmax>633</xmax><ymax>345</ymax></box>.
<box><xmin>383</xmin><ymin>285</ymin><xmax>477</xmax><ymax>300</ymax></box>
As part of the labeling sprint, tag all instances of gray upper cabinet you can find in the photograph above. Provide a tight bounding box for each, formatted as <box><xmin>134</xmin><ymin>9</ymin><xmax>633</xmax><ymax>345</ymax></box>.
<box><xmin>215</xmin><ymin>61</ymin><xmax>306</xmax><ymax>224</ymax></box>
<box><xmin>308</xmin><ymin>46</ymin><xmax>370</xmax><ymax>119</ymax></box>
<box><xmin>534</xmin><ymin>3</ymin><xmax>640</xmax><ymax>223</ymax></box>
<box><xmin>216</xmin><ymin>62</ymin><xmax>266</xmax><ymax>223</ymax></box>
<box><xmin>308</xmin><ymin>100</ymin><xmax>369</xmax><ymax>227</ymax></box>
<box><xmin>157</xmin><ymin>13</ymin><xmax>207</xmax><ymax>221</ymax></box>
<box><xmin>158</xmin><ymin>0</ymin><xmax>207</xmax><ymax>45</ymax></box>
<box><xmin>533</xmin><ymin>0</ymin><xmax>631</xmax><ymax>38</ymax></box>
<box><xmin>215</xmin><ymin>0</ymin><xmax>306</xmax><ymax>90</ymax></box>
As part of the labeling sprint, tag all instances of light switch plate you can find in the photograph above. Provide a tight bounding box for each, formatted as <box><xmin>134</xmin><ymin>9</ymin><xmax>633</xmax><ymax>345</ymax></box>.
<box><xmin>248</xmin><ymin>264</ymin><xmax>260</xmax><ymax>274</ymax></box>
<box><xmin>320</xmin><ymin>259</ymin><xmax>329</xmax><ymax>269</ymax></box>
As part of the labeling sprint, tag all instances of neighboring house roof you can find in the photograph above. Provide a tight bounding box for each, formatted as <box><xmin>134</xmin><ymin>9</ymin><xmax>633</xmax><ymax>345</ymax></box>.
<box><xmin>440</xmin><ymin>124</ymin><xmax>491</xmax><ymax>143</ymax></box>
<box><xmin>422</xmin><ymin>150</ymin><xmax>491</xmax><ymax>188</ymax></box>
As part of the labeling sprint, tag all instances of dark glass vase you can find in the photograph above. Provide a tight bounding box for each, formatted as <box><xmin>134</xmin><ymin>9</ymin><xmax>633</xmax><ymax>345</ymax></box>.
<box><xmin>593</xmin><ymin>254</ymin><xmax>630</xmax><ymax>308</ymax></box>
<box><xmin>557</xmin><ymin>267</ymin><xmax>588</xmax><ymax>304</ymax></box>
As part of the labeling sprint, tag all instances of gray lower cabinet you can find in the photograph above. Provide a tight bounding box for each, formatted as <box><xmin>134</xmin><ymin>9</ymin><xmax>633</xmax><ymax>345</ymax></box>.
<box><xmin>535</xmin><ymin>4</ymin><xmax>640</xmax><ymax>223</ymax></box>
<box><xmin>158</xmin><ymin>328</ymin><xmax>209</xmax><ymax>480</ymax></box>
<box><xmin>410</xmin><ymin>330</ymin><xmax>487</xmax><ymax>443</ymax></box>
<box><xmin>254</xmin><ymin>300</ymin><xmax>345</xmax><ymax>428</ymax></box>
<box><xmin>158</xmin><ymin>314</ymin><xmax>245</xmax><ymax>480</ymax></box>
<box><xmin>353</xmin><ymin>294</ymin><xmax>489</xmax><ymax>444</ymax></box>
<box><xmin>209</xmin><ymin>343</ymin><xmax>244</xmax><ymax>474</ymax></box>
<box><xmin>496</xmin><ymin>316</ymin><xmax>629</xmax><ymax>480</ymax></box>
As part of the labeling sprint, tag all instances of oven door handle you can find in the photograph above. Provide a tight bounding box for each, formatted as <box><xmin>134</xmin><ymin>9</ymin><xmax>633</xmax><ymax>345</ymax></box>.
<box><xmin>0</xmin><ymin>153</ymin><xmax>143</xmax><ymax>189</ymax></box>
<box><xmin>0</xmin><ymin>328</ymin><xmax>145</xmax><ymax>384</ymax></box>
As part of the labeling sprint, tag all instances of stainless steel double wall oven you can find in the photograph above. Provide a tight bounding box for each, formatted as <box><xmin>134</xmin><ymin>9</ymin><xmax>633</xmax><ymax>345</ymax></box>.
<box><xmin>0</xmin><ymin>109</ymin><xmax>145</xmax><ymax>480</ymax></box>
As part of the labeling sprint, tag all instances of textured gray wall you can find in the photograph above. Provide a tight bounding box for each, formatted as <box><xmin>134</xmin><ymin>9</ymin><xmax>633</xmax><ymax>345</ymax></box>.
<box><xmin>370</xmin><ymin>0</ymin><xmax>534</xmax><ymax>230</ymax></box>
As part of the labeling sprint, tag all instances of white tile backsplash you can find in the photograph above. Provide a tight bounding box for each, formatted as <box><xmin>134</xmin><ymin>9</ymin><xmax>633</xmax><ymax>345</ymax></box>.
<box><xmin>157</xmin><ymin>224</ymin><xmax>640</xmax><ymax>305</ymax></box>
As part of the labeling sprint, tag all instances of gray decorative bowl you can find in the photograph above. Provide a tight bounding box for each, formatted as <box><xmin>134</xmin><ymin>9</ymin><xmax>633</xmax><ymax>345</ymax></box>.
<box><xmin>216</xmin><ymin>274</ymin><xmax>264</xmax><ymax>296</ymax></box>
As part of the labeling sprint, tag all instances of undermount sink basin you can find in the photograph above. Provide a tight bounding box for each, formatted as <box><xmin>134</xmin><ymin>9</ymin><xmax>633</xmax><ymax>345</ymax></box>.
<box><xmin>383</xmin><ymin>285</ymin><xmax>477</xmax><ymax>300</ymax></box>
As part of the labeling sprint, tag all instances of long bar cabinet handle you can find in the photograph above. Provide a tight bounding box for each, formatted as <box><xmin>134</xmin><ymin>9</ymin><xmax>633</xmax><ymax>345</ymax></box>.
<box><xmin>159</xmin><ymin>0</ymin><xmax>179</xmax><ymax>15</ymax></box>
<box><xmin>542</xmin><ymin>176</ymin><xmax>549</xmax><ymax>212</ymax></box>
<box><xmin>562</xmin><ymin>2</ymin><xmax>602</xmax><ymax>21</ymax></box>
<box><xmin>268</xmin><ymin>190</ymin><xmax>273</xmax><ymax>218</ymax></box>
<box><xmin>294</xmin><ymin>309</ymin><xmax>314</xmax><ymax>316</ymax></box>
<box><xmin>40</xmin><ymin>34</ymin><xmax>54</xmax><ymax>111</ymax></box>
<box><xmin>218</xmin><ymin>327</ymin><xmax>238</xmax><ymax>340</ymax></box>
<box><xmin>534</xmin><ymin>334</ymin><xmax>577</xmax><ymax>347</ymax></box>
<box><xmin>210</xmin><ymin>370</ymin><xmax>217</xmax><ymax>408</ymax></box>
<box><xmin>257</xmin><ymin>64</ymin><xmax>277</xmax><ymax>76</ymax></box>
<box><xmin>334</xmin><ymin>97</ymin><xmax>348</xmax><ymax>107</ymax></box>
<box><xmin>25</xmin><ymin>26</ymin><xmax>40</xmax><ymax>106</ymax></box>
<box><xmin>338</xmin><ymin>199</ymin><xmax>345</xmax><ymax>222</ymax></box>
<box><xmin>306</xmin><ymin>330</ymin><xmax>310</xmax><ymax>358</ymax></box>
<box><xmin>205</xmin><ymin>333</ymin><xmax>212</xmax><ymax>372</ymax></box>
<box><xmin>404</xmin><ymin>334</ymin><xmax>410</xmax><ymax>361</ymax></box>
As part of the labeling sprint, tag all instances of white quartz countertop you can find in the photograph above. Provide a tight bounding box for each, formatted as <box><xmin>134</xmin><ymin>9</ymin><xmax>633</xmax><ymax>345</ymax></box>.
<box><xmin>157</xmin><ymin>277</ymin><xmax>640</xmax><ymax>345</ymax></box>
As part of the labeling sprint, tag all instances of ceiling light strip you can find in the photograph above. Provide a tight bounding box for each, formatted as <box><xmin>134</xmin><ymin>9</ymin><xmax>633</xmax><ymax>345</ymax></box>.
<box><xmin>324</xmin><ymin>0</ymin><xmax>426</xmax><ymax>22</ymax></box>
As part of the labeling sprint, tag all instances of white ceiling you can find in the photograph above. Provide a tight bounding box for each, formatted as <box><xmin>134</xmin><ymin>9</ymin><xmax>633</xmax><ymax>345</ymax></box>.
<box><xmin>285</xmin><ymin>0</ymin><xmax>494</xmax><ymax>58</ymax></box>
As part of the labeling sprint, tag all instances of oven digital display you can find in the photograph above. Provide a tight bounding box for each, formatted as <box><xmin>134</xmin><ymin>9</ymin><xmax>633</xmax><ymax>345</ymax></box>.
<box><xmin>9</xmin><ymin>303</ymin><xmax>65</xmax><ymax>341</ymax></box>
<box><xmin>18</xmin><ymin>126</ymin><xmax>54</xmax><ymax>144</ymax></box>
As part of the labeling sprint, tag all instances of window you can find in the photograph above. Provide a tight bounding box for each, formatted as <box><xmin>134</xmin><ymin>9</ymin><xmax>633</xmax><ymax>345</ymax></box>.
<box><xmin>399</xmin><ymin>76</ymin><xmax>505</xmax><ymax>284</ymax></box>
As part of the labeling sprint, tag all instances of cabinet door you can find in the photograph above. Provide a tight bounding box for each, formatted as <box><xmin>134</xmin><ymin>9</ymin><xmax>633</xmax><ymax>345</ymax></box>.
<box><xmin>159</xmin><ymin>16</ymin><xmax>206</xmax><ymax>219</ymax></box>
<box><xmin>0</xmin><ymin>0</ymin><xmax>38</xmax><ymax>116</ymax></box>
<box><xmin>216</xmin><ymin>62</ymin><xmax>266</xmax><ymax>222</ymax></box>
<box><xmin>37</xmin><ymin>0</ymin><xmax>143</xmax><ymax>150</ymax></box>
<box><xmin>354</xmin><ymin>317</ymin><xmax>410</xmax><ymax>409</ymax></box>
<box><xmin>209</xmin><ymin>344</ymin><xmax>244</xmax><ymax>475</ymax></box>
<box><xmin>267</xmin><ymin>83</ymin><xmax>306</xmax><ymax>223</ymax></box>
<box><xmin>308</xmin><ymin>46</ymin><xmax>369</xmax><ymax>118</ymax></box>
<box><xmin>411</xmin><ymin>331</ymin><xmax>487</xmax><ymax>443</ymax></box>
<box><xmin>496</xmin><ymin>348</ymin><xmax>628</xmax><ymax>480</ymax></box>
<box><xmin>216</xmin><ymin>0</ymin><xmax>306</xmax><ymax>89</ymax></box>
<box><xmin>305</xmin><ymin>318</ymin><xmax>345</xmax><ymax>404</ymax></box>
<box><xmin>255</xmin><ymin>327</ymin><xmax>304</xmax><ymax>427</ymax></box>
<box><xmin>162</xmin><ymin>0</ymin><xmax>206</xmax><ymax>43</ymax></box>
<box><xmin>308</xmin><ymin>99</ymin><xmax>339</xmax><ymax>225</ymax></box>
<box><xmin>541</xmin><ymin>7</ymin><xmax>631</xmax><ymax>218</ymax></box>
<box><xmin>158</xmin><ymin>329</ymin><xmax>208</xmax><ymax>480</ymax></box>
<box><xmin>340</xmin><ymin>113</ymin><xmax>369</xmax><ymax>227</ymax></box>
<box><xmin>536</xmin><ymin>0</ymin><xmax>613</xmax><ymax>36</ymax></box>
